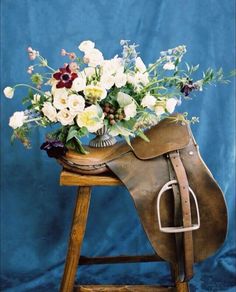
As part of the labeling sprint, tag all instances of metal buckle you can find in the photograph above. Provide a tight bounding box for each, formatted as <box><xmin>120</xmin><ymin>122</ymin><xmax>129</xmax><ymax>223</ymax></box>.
<box><xmin>157</xmin><ymin>180</ymin><xmax>200</xmax><ymax>233</ymax></box>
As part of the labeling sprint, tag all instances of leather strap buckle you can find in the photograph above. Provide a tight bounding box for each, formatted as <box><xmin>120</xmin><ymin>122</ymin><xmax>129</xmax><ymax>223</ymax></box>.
<box><xmin>157</xmin><ymin>180</ymin><xmax>200</xmax><ymax>233</ymax></box>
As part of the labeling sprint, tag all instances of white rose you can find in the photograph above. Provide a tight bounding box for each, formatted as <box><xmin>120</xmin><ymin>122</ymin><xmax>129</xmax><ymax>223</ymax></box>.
<box><xmin>124</xmin><ymin>102</ymin><xmax>137</xmax><ymax>120</ymax></box>
<box><xmin>114</xmin><ymin>73</ymin><xmax>127</xmax><ymax>88</ymax></box>
<box><xmin>155</xmin><ymin>105</ymin><xmax>165</xmax><ymax>116</ymax></box>
<box><xmin>166</xmin><ymin>98</ymin><xmax>177</xmax><ymax>113</ymax></box>
<box><xmin>84</xmin><ymin>48</ymin><xmax>104</xmax><ymax>67</ymax></box>
<box><xmin>141</xmin><ymin>94</ymin><xmax>156</xmax><ymax>109</ymax></box>
<box><xmin>53</xmin><ymin>89</ymin><xmax>69</xmax><ymax>110</ymax></box>
<box><xmin>71</xmin><ymin>75</ymin><xmax>86</xmax><ymax>92</ymax></box>
<box><xmin>68</xmin><ymin>94</ymin><xmax>85</xmax><ymax>113</ymax></box>
<box><xmin>76</xmin><ymin>104</ymin><xmax>104</xmax><ymax>132</ymax></box>
<box><xmin>78</xmin><ymin>40</ymin><xmax>95</xmax><ymax>52</ymax></box>
<box><xmin>135</xmin><ymin>57</ymin><xmax>147</xmax><ymax>73</ymax></box>
<box><xmin>9</xmin><ymin>111</ymin><xmax>26</xmax><ymax>129</ymax></box>
<box><xmin>117</xmin><ymin>92</ymin><xmax>133</xmax><ymax>107</ymax></box>
<box><xmin>42</xmin><ymin>102</ymin><xmax>57</xmax><ymax>122</ymax></box>
<box><xmin>163</xmin><ymin>62</ymin><xmax>175</xmax><ymax>70</ymax></box>
<box><xmin>100</xmin><ymin>74</ymin><xmax>115</xmax><ymax>90</ymax></box>
<box><xmin>57</xmin><ymin>109</ymin><xmax>75</xmax><ymax>126</ymax></box>
<box><xmin>3</xmin><ymin>86</ymin><xmax>14</xmax><ymax>99</ymax></box>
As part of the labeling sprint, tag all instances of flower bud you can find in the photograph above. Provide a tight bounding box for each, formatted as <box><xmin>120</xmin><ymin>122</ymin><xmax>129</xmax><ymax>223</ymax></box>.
<box><xmin>3</xmin><ymin>86</ymin><xmax>14</xmax><ymax>99</ymax></box>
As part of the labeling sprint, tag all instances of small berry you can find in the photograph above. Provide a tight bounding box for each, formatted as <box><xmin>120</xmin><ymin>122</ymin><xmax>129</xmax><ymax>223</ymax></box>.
<box><xmin>110</xmin><ymin>120</ymin><xmax>116</xmax><ymax>125</ymax></box>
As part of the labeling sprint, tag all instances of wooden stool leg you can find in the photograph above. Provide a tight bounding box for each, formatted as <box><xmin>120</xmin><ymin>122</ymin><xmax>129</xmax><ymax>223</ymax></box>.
<box><xmin>60</xmin><ymin>186</ymin><xmax>91</xmax><ymax>292</ymax></box>
<box><xmin>170</xmin><ymin>264</ymin><xmax>189</xmax><ymax>292</ymax></box>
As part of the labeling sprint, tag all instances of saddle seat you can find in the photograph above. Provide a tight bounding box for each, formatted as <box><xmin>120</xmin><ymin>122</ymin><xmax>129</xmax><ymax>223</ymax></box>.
<box><xmin>58</xmin><ymin>118</ymin><xmax>191</xmax><ymax>175</ymax></box>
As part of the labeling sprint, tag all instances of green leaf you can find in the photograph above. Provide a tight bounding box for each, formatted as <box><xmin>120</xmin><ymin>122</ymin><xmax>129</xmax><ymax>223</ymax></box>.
<box><xmin>124</xmin><ymin>135</ymin><xmax>134</xmax><ymax>150</ymax></box>
<box><xmin>73</xmin><ymin>136</ymin><xmax>89</xmax><ymax>154</ymax></box>
<box><xmin>66</xmin><ymin>125</ymin><xmax>78</xmax><ymax>142</ymax></box>
<box><xmin>136</xmin><ymin>129</ymin><xmax>150</xmax><ymax>142</ymax></box>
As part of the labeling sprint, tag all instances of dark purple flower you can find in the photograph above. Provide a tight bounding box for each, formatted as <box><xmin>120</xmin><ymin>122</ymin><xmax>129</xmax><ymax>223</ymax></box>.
<box><xmin>180</xmin><ymin>80</ymin><xmax>194</xmax><ymax>96</ymax></box>
<box><xmin>40</xmin><ymin>140</ymin><xmax>68</xmax><ymax>158</ymax></box>
<box><xmin>53</xmin><ymin>65</ymin><xmax>78</xmax><ymax>89</ymax></box>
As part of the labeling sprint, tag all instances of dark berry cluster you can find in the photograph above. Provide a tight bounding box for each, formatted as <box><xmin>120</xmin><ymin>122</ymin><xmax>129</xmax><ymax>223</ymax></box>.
<box><xmin>103</xmin><ymin>103</ymin><xmax>125</xmax><ymax>125</ymax></box>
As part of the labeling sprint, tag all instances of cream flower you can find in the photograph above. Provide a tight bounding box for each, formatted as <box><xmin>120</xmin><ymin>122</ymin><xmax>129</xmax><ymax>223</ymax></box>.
<box><xmin>155</xmin><ymin>105</ymin><xmax>165</xmax><ymax>116</ymax></box>
<box><xmin>76</xmin><ymin>105</ymin><xmax>104</xmax><ymax>132</ymax></box>
<box><xmin>124</xmin><ymin>102</ymin><xmax>137</xmax><ymax>120</ymax></box>
<box><xmin>68</xmin><ymin>94</ymin><xmax>85</xmax><ymax>113</ymax></box>
<box><xmin>83</xmin><ymin>67</ymin><xmax>96</xmax><ymax>78</ymax></box>
<box><xmin>166</xmin><ymin>98</ymin><xmax>177</xmax><ymax>113</ymax></box>
<box><xmin>42</xmin><ymin>102</ymin><xmax>57</xmax><ymax>122</ymax></box>
<box><xmin>84</xmin><ymin>48</ymin><xmax>104</xmax><ymax>67</ymax></box>
<box><xmin>9</xmin><ymin>111</ymin><xmax>26</xmax><ymax>129</ymax></box>
<box><xmin>117</xmin><ymin>92</ymin><xmax>133</xmax><ymax>107</ymax></box>
<box><xmin>135</xmin><ymin>57</ymin><xmax>147</xmax><ymax>73</ymax></box>
<box><xmin>57</xmin><ymin>109</ymin><xmax>75</xmax><ymax>126</ymax></box>
<box><xmin>71</xmin><ymin>75</ymin><xmax>86</xmax><ymax>92</ymax></box>
<box><xmin>3</xmin><ymin>86</ymin><xmax>14</xmax><ymax>99</ymax></box>
<box><xmin>163</xmin><ymin>62</ymin><xmax>175</xmax><ymax>70</ymax></box>
<box><xmin>114</xmin><ymin>73</ymin><xmax>127</xmax><ymax>88</ymax></box>
<box><xmin>135</xmin><ymin>72</ymin><xmax>149</xmax><ymax>86</ymax></box>
<box><xmin>100</xmin><ymin>74</ymin><xmax>115</xmax><ymax>90</ymax></box>
<box><xmin>102</xmin><ymin>57</ymin><xmax>124</xmax><ymax>75</ymax></box>
<box><xmin>141</xmin><ymin>94</ymin><xmax>156</xmax><ymax>109</ymax></box>
<box><xmin>78</xmin><ymin>40</ymin><xmax>95</xmax><ymax>52</ymax></box>
<box><xmin>84</xmin><ymin>84</ymin><xmax>107</xmax><ymax>102</ymax></box>
<box><xmin>32</xmin><ymin>93</ymin><xmax>41</xmax><ymax>104</ymax></box>
<box><xmin>53</xmin><ymin>88</ymin><xmax>69</xmax><ymax>110</ymax></box>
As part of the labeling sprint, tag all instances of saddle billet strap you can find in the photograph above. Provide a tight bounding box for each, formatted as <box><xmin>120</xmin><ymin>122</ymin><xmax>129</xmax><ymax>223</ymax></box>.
<box><xmin>168</xmin><ymin>151</ymin><xmax>194</xmax><ymax>281</ymax></box>
<box><xmin>167</xmin><ymin>158</ymin><xmax>185</xmax><ymax>282</ymax></box>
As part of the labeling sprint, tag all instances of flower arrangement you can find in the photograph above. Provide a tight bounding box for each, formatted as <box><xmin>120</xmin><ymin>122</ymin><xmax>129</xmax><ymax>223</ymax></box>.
<box><xmin>3</xmin><ymin>40</ymin><xmax>233</xmax><ymax>156</ymax></box>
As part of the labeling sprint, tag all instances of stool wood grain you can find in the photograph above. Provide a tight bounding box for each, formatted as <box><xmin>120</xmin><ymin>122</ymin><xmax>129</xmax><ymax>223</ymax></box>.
<box><xmin>59</xmin><ymin>170</ymin><xmax>189</xmax><ymax>292</ymax></box>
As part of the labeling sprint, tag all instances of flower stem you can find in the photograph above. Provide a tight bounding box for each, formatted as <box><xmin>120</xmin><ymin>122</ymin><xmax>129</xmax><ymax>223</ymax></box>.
<box><xmin>14</xmin><ymin>84</ymin><xmax>45</xmax><ymax>95</ymax></box>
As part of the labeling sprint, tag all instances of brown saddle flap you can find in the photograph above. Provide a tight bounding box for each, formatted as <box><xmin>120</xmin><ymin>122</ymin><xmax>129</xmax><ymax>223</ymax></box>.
<box><xmin>131</xmin><ymin>118</ymin><xmax>190</xmax><ymax>160</ymax></box>
<box><xmin>58</xmin><ymin>118</ymin><xmax>191</xmax><ymax>174</ymax></box>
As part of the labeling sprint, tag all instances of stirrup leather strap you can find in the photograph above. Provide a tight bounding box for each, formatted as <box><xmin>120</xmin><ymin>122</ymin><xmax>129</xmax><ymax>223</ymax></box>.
<box><xmin>169</xmin><ymin>151</ymin><xmax>194</xmax><ymax>281</ymax></box>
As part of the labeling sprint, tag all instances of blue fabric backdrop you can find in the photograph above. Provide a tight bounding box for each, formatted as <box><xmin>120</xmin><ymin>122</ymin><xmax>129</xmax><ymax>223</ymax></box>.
<box><xmin>1</xmin><ymin>0</ymin><xmax>235</xmax><ymax>291</ymax></box>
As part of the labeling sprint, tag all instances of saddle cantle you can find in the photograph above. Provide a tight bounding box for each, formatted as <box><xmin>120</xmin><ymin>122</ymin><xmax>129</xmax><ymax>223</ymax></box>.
<box><xmin>57</xmin><ymin>118</ymin><xmax>228</xmax><ymax>280</ymax></box>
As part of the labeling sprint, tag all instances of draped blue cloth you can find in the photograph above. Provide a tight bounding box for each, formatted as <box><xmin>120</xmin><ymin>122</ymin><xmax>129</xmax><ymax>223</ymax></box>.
<box><xmin>1</xmin><ymin>0</ymin><xmax>235</xmax><ymax>291</ymax></box>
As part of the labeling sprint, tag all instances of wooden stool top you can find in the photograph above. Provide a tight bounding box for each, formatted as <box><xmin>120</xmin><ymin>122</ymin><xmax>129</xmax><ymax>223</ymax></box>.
<box><xmin>60</xmin><ymin>170</ymin><xmax>122</xmax><ymax>186</ymax></box>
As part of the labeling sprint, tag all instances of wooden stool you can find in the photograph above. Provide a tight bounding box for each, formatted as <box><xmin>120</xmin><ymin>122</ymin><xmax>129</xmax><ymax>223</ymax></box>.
<box><xmin>59</xmin><ymin>170</ymin><xmax>189</xmax><ymax>292</ymax></box>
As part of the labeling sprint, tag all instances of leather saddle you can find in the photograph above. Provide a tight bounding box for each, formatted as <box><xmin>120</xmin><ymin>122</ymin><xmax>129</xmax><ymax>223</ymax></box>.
<box><xmin>58</xmin><ymin>118</ymin><xmax>228</xmax><ymax>281</ymax></box>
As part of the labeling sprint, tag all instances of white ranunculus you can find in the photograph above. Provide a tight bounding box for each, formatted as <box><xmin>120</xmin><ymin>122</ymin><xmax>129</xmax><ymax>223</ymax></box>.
<box><xmin>57</xmin><ymin>109</ymin><xmax>75</xmax><ymax>126</ymax></box>
<box><xmin>53</xmin><ymin>89</ymin><xmax>69</xmax><ymax>110</ymax></box>
<box><xmin>117</xmin><ymin>92</ymin><xmax>133</xmax><ymax>107</ymax></box>
<box><xmin>124</xmin><ymin>102</ymin><xmax>137</xmax><ymax>120</ymax></box>
<box><xmin>166</xmin><ymin>98</ymin><xmax>177</xmax><ymax>113</ymax></box>
<box><xmin>84</xmin><ymin>84</ymin><xmax>107</xmax><ymax>102</ymax></box>
<box><xmin>135</xmin><ymin>57</ymin><xmax>147</xmax><ymax>73</ymax></box>
<box><xmin>141</xmin><ymin>94</ymin><xmax>156</xmax><ymax>109</ymax></box>
<box><xmin>78</xmin><ymin>40</ymin><xmax>95</xmax><ymax>52</ymax></box>
<box><xmin>163</xmin><ymin>62</ymin><xmax>175</xmax><ymax>70</ymax></box>
<box><xmin>155</xmin><ymin>105</ymin><xmax>165</xmax><ymax>116</ymax></box>
<box><xmin>3</xmin><ymin>86</ymin><xmax>15</xmax><ymax>99</ymax></box>
<box><xmin>76</xmin><ymin>104</ymin><xmax>104</xmax><ymax>132</ymax></box>
<box><xmin>114</xmin><ymin>73</ymin><xmax>127</xmax><ymax>88</ymax></box>
<box><xmin>68</xmin><ymin>94</ymin><xmax>85</xmax><ymax>113</ymax></box>
<box><xmin>9</xmin><ymin>111</ymin><xmax>26</xmax><ymax>129</ymax></box>
<box><xmin>42</xmin><ymin>102</ymin><xmax>57</xmax><ymax>122</ymax></box>
<box><xmin>71</xmin><ymin>75</ymin><xmax>86</xmax><ymax>92</ymax></box>
<box><xmin>100</xmin><ymin>74</ymin><xmax>115</xmax><ymax>90</ymax></box>
<box><xmin>84</xmin><ymin>48</ymin><xmax>104</xmax><ymax>67</ymax></box>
